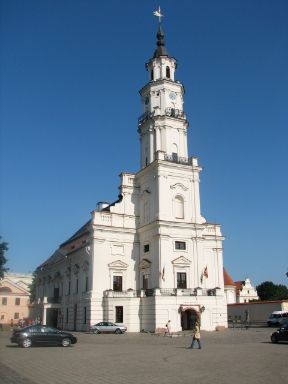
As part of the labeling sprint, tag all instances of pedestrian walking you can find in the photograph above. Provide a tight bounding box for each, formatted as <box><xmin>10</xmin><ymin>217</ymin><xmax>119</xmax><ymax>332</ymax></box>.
<box><xmin>189</xmin><ymin>316</ymin><xmax>202</xmax><ymax>349</ymax></box>
<box><xmin>165</xmin><ymin>320</ymin><xmax>171</xmax><ymax>336</ymax></box>
<box><xmin>244</xmin><ymin>310</ymin><xmax>250</xmax><ymax>330</ymax></box>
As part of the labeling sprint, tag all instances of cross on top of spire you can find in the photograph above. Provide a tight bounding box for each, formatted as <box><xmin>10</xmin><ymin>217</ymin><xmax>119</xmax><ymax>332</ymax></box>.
<box><xmin>153</xmin><ymin>6</ymin><xmax>163</xmax><ymax>24</ymax></box>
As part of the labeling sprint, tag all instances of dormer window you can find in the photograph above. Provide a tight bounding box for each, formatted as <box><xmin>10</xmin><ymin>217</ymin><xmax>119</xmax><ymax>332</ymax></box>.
<box><xmin>166</xmin><ymin>66</ymin><xmax>170</xmax><ymax>78</ymax></box>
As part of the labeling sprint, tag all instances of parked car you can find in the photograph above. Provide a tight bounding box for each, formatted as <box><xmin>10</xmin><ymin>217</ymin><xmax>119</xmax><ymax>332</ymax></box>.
<box><xmin>10</xmin><ymin>325</ymin><xmax>77</xmax><ymax>348</ymax></box>
<box><xmin>267</xmin><ymin>311</ymin><xmax>288</xmax><ymax>327</ymax></box>
<box><xmin>270</xmin><ymin>323</ymin><xmax>288</xmax><ymax>344</ymax></box>
<box><xmin>89</xmin><ymin>322</ymin><xmax>127</xmax><ymax>334</ymax></box>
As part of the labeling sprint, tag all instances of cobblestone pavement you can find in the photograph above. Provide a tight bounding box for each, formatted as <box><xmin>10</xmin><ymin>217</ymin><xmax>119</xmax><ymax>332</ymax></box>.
<box><xmin>0</xmin><ymin>327</ymin><xmax>287</xmax><ymax>384</ymax></box>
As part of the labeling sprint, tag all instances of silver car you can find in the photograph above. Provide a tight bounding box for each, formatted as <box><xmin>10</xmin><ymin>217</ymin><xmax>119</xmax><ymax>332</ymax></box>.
<box><xmin>89</xmin><ymin>322</ymin><xmax>127</xmax><ymax>334</ymax></box>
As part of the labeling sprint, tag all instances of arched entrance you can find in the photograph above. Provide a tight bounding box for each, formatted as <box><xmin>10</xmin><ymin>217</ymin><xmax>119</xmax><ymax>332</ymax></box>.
<box><xmin>180</xmin><ymin>306</ymin><xmax>200</xmax><ymax>330</ymax></box>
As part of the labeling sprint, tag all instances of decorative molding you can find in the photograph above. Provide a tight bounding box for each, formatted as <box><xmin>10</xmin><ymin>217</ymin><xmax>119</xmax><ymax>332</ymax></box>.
<box><xmin>73</xmin><ymin>264</ymin><xmax>80</xmax><ymax>275</ymax></box>
<box><xmin>82</xmin><ymin>260</ymin><xmax>89</xmax><ymax>272</ymax></box>
<box><xmin>108</xmin><ymin>260</ymin><xmax>129</xmax><ymax>270</ymax></box>
<box><xmin>170</xmin><ymin>183</ymin><xmax>188</xmax><ymax>191</ymax></box>
<box><xmin>139</xmin><ymin>258</ymin><xmax>151</xmax><ymax>270</ymax></box>
<box><xmin>172</xmin><ymin>256</ymin><xmax>191</xmax><ymax>266</ymax></box>
<box><xmin>65</xmin><ymin>267</ymin><xmax>71</xmax><ymax>277</ymax></box>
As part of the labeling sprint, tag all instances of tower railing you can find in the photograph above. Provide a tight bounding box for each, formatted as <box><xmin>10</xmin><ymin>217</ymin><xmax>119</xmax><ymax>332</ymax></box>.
<box><xmin>164</xmin><ymin>154</ymin><xmax>193</xmax><ymax>165</ymax></box>
<box><xmin>138</xmin><ymin>108</ymin><xmax>186</xmax><ymax>125</ymax></box>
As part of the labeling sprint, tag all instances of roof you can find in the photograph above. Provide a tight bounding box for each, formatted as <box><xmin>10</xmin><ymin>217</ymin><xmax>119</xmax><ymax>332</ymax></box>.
<box><xmin>223</xmin><ymin>268</ymin><xmax>235</xmax><ymax>286</ymax></box>
<box><xmin>60</xmin><ymin>220</ymin><xmax>91</xmax><ymax>247</ymax></box>
<box><xmin>153</xmin><ymin>25</ymin><xmax>169</xmax><ymax>58</ymax></box>
<box><xmin>234</xmin><ymin>280</ymin><xmax>245</xmax><ymax>294</ymax></box>
<box><xmin>37</xmin><ymin>220</ymin><xmax>91</xmax><ymax>271</ymax></box>
<box><xmin>37</xmin><ymin>249</ymin><xmax>66</xmax><ymax>270</ymax></box>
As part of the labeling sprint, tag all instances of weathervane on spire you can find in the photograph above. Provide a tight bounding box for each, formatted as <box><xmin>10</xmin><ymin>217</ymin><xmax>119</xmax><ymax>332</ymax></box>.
<box><xmin>153</xmin><ymin>6</ymin><xmax>163</xmax><ymax>24</ymax></box>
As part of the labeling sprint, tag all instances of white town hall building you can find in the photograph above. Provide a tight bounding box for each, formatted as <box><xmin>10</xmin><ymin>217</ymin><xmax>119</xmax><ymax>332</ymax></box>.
<box><xmin>34</xmin><ymin>20</ymin><xmax>228</xmax><ymax>333</ymax></box>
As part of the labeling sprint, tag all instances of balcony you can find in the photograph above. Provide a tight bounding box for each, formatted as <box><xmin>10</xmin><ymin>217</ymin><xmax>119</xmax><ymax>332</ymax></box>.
<box><xmin>46</xmin><ymin>296</ymin><xmax>62</xmax><ymax>304</ymax></box>
<box><xmin>103</xmin><ymin>287</ymin><xmax>220</xmax><ymax>298</ymax></box>
<box><xmin>164</xmin><ymin>154</ymin><xmax>193</xmax><ymax>165</ymax></box>
<box><xmin>138</xmin><ymin>108</ymin><xmax>186</xmax><ymax>126</ymax></box>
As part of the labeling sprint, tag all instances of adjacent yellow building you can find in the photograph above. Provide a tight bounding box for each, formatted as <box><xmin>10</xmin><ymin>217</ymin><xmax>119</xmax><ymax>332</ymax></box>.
<box><xmin>0</xmin><ymin>272</ymin><xmax>33</xmax><ymax>328</ymax></box>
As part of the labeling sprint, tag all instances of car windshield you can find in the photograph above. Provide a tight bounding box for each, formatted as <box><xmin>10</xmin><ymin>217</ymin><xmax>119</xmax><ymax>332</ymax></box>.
<box><xmin>271</xmin><ymin>314</ymin><xmax>281</xmax><ymax>318</ymax></box>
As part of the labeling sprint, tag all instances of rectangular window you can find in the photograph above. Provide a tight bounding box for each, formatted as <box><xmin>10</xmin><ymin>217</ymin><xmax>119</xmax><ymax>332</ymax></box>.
<box><xmin>172</xmin><ymin>152</ymin><xmax>178</xmax><ymax>161</ymax></box>
<box><xmin>54</xmin><ymin>287</ymin><xmax>59</xmax><ymax>299</ymax></box>
<box><xmin>2</xmin><ymin>297</ymin><xmax>7</xmax><ymax>305</ymax></box>
<box><xmin>83</xmin><ymin>307</ymin><xmax>87</xmax><ymax>324</ymax></box>
<box><xmin>113</xmin><ymin>276</ymin><xmax>122</xmax><ymax>291</ymax></box>
<box><xmin>144</xmin><ymin>244</ymin><xmax>149</xmax><ymax>253</ymax></box>
<box><xmin>66</xmin><ymin>308</ymin><xmax>69</xmax><ymax>323</ymax></box>
<box><xmin>85</xmin><ymin>276</ymin><xmax>88</xmax><ymax>292</ymax></box>
<box><xmin>15</xmin><ymin>298</ymin><xmax>20</xmax><ymax>305</ymax></box>
<box><xmin>142</xmin><ymin>274</ymin><xmax>148</xmax><ymax>290</ymax></box>
<box><xmin>115</xmin><ymin>306</ymin><xmax>123</xmax><ymax>323</ymax></box>
<box><xmin>177</xmin><ymin>272</ymin><xmax>187</xmax><ymax>289</ymax></box>
<box><xmin>76</xmin><ymin>279</ymin><xmax>79</xmax><ymax>294</ymax></box>
<box><xmin>68</xmin><ymin>281</ymin><xmax>71</xmax><ymax>295</ymax></box>
<box><xmin>14</xmin><ymin>312</ymin><xmax>19</xmax><ymax>320</ymax></box>
<box><xmin>175</xmin><ymin>241</ymin><xmax>186</xmax><ymax>250</ymax></box>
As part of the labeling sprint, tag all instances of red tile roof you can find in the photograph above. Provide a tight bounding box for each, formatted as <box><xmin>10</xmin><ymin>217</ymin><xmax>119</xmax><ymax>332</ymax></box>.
<box><xmin>223</xmin><ymin>268</ymin><xmax>236</xmax><ymax>286</ymax></box>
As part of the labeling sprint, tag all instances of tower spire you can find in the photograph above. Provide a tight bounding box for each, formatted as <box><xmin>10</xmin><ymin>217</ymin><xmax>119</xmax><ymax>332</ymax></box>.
<box><xmin>153</xmin><ymin>7</ymin><xmax>168</xmax><ymax>58</ymax></box>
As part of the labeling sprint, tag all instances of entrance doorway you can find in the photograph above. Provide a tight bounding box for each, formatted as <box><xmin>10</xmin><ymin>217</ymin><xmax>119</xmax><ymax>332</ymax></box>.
<box><xmin>46</xmin><ymin>308</ymin><xmax>58</xmax><ymax>327</ymax></box>
<box><xmin>181</xmin><ymin>309</ymin><xmax>199</xmax><ymax>330</ymax></box>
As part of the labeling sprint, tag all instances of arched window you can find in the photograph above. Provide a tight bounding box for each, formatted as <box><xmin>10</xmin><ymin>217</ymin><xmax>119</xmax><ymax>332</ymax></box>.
<box><xmin>174</xmin><ymin>195</ymin><xmax>184</xmax><ymax>219</ymax></box>
<box><xmin>150</xmin><ymin>70</ymin><xmax>154</xmax><ymax>81</ymax></box>
<box><xmin>166</xmin><ymin>66</ymin><xmax>170</xmax><ymax>78</ymax></box>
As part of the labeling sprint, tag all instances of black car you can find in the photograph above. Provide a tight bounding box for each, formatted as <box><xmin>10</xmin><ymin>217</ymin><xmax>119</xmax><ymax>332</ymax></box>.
<box><xmin>270</xmin><ymin>323</ymin><xmax>288</xmax><ymax>344</ymax></box>
<box><xmin>10</xmin><ymin>325</ymin><xmax>77</xmax><ymax>348</ymax></box>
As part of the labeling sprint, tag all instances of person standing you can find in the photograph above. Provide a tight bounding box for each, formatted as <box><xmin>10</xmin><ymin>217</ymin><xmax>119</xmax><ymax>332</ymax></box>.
<box><xmin>165</xmin><ymin>320</ymin><xmax>171</xmax><ymax>336</ymax></box>
<box><xmin>189</xmin><ymin>317</ymin><xmax>202</xmax><ymax>349</ymax></box>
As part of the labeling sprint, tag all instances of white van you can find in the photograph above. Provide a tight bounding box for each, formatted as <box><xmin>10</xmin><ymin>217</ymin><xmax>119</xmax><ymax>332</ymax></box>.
<box><xmin>267</xmin><ymin>311</ymin><xmax>288</xmax><ymax>326</ymax></box>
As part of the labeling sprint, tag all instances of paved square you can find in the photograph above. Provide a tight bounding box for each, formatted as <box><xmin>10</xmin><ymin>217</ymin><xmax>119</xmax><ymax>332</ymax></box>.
<box><xmin>0</xmin><ymin>327</ymin><xmax>287</xmax><ymax>384</ymax></box>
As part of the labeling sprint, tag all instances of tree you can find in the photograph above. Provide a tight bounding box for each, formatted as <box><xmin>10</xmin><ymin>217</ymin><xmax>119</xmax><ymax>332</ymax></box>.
<box><xmin>29</xmin><ymin>271</ymin><xmax>37</xmax><ymax>303</ymax></box>
<box><xmin>256</xmin><ymin>281</ymin><xmax>288</xmax><ymax>301</ymax></box>
<box><xmin>0</xmin><ymin>237</ymin><xmax>9</xmax><ymax>279</ymax></box>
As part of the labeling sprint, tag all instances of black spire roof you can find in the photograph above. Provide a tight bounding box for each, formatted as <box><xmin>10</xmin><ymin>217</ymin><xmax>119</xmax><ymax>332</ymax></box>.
<box><xmin>153</xmin><ymin>25</ymin><xmax>168</xmax><ymax>58</ymax></box>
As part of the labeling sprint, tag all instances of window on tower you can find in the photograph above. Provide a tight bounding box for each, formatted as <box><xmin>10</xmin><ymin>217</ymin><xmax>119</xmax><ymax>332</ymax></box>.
<box><xmin>144</xmin><ymin>244</ymin><xmax>150</xmax><ymax>253</ymax></box>
<box><xmin>142</xmin><ymin>274</ymin><xmax>149</xmax><ymax>290</ymax></box>
<box><xmin>151</xmin><ymin>70</ymin><xmax>154</xmax><ymax>81</ymax></box>
<box><xmin>166</xmin><ymin>66</ymin><xmax>170</xmax><ymax>78</ymax></box>
<box><xmin>174</xmin><ymin>195</ymin><xmax>184</xmax><ymax>219</ymax></box>
<box><xmin>175</xmin><ymin>241</ymin><xmax>186</xmax><ymax>250</ymax></box>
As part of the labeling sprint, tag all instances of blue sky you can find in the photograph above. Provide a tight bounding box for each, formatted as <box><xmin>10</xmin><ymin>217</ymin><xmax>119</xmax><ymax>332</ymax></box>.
<box><xmin>1</xmin><ymin>0</ymin><xmax>287</xmax><ymax>287</ymax></box>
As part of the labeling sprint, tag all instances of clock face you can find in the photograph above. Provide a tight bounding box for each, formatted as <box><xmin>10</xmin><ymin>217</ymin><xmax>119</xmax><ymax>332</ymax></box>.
<box><xmin>169</xmin><ymin>92</ymin><xmax>177</xmax><ymax>100</ymax></box>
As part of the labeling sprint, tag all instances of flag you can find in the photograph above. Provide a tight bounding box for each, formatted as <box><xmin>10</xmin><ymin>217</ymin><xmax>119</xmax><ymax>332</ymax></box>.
<box><xmin>200</xmin><ymin>266</ymin><xmax>208</xmax><ymax>284</ymax></box>
<box><xmin>161</xmin><ymin>266</ymin><xmax>165</xmax><ymax>281</ymax></box>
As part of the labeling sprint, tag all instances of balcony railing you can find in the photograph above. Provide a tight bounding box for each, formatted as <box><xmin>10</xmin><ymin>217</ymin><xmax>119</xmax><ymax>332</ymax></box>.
<box><xmin>138</xmin><ymin>108</ymin><xmax>186</xmax><ymax>125</ymax></box>
<box><xmin>103</xmin><ymin>287</ymin><xmax>220</xmax><ymax>298</ymax></box>
<box><xmin>46</xmin><ymin>296</ymin><xmax>61</xmax><ymax>304</ymax></box>
<box><xmin>164</xmin><ymin>154</ymin><xmax>193</xmax><ymax>165</ymax></box>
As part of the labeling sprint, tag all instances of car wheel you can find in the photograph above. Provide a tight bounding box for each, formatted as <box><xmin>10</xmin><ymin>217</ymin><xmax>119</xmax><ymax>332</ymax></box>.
<box><xmin>22</xmin><ymin>338</ymin><xmax>32</xmax><ymax>348</ymax></box>
<box><xmin>61</xmin><ymin>338</ymin><xmax>71</xmax><ymax>347</ymax></box>
<box><xmin>271</xmin><ymin>334</ymin><xmax>278</xmax><ymax>344</ymax></box>
<box><xmin>93</xmin><ymin>329</ymin><xmax>100</xmax><ymax>334</ymax></box>
<box><xmin>115</xmin><ymin>328</ymin><xmax>122</xmax><ymax>334</ymax></box>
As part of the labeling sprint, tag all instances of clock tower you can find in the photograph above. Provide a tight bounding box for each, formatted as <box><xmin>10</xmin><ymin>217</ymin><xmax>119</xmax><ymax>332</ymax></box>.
<box><xmin>138</xmin><ymin>25</ymin><xmax>188</xmax><ymax>168</ymax></box>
